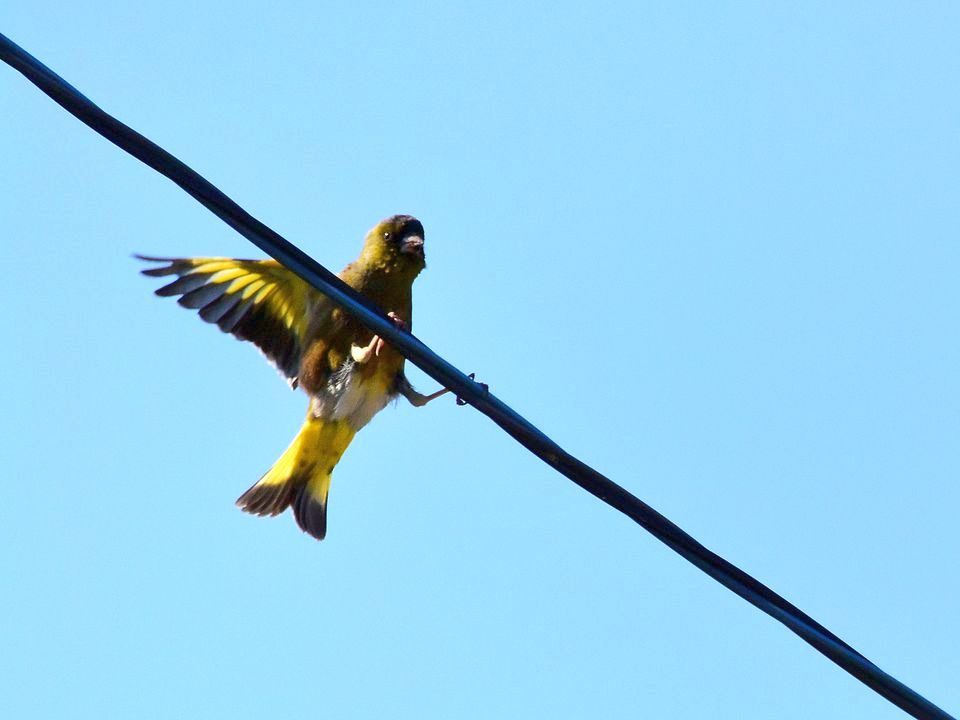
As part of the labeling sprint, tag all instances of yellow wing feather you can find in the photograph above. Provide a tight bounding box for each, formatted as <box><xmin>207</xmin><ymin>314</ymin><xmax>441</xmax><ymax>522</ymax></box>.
<box><xmin>137</xmin><ymin>256</ymin><xmax>327</xmax><ymax>384</ymax></box>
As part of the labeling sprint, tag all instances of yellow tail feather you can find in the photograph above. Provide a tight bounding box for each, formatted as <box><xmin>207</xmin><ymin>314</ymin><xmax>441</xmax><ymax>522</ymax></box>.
<box><xmin>236</xmin><ymin>414</ymin><xmax>356</xmax><ymax>540</ymax></box>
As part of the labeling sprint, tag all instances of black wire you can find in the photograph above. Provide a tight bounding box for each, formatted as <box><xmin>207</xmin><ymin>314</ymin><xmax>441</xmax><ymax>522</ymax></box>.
<box><xmin>1</xmin><ymin>32</ymin><xmax>953</xmax><ymax>720</ymax></box>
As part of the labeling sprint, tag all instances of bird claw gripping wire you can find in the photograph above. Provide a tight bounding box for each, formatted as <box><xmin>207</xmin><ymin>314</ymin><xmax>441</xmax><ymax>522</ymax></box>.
<box><xmin>457</xmin><ymin>373</ymin><xmax>488</xmax><ymax>406</ymax></box>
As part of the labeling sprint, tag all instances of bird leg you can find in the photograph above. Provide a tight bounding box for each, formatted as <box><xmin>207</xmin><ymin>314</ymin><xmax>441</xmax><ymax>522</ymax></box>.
<box><xmin>395</xmin><ymin>372</ymin><xmax>453</xmax><ymax>408</ymax></box>
<box><xmin>402</xmin><ymin>385</ymin><xmax>452</xmax><ymax>407</ymax></box>
<box><xmin>351</xmin><ymin>312</ymin><xmax>405</xmax><ymax>364</ymax></box>
<box><xmin>350</xmin><ymin>335</ymin><xmax>378</xmax><ymax>364</ymax></box>
<box><xmin>396</xmin><ymin>372</ymin><xmax>487</xmax><ymax>408</ymax></box>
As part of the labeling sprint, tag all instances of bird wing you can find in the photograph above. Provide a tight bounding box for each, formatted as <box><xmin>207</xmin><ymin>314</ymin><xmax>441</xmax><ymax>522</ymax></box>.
<box><xmin>137</xmin><ymin>255</ymin><xmax>327</xmax><ymax>385</ymax></box>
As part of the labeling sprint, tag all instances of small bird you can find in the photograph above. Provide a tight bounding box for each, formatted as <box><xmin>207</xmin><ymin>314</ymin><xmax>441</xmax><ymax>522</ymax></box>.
<box><xmin>138</xmin><ymin>215</ymin><xmax>450</xmax><ymax>540</ymax></box>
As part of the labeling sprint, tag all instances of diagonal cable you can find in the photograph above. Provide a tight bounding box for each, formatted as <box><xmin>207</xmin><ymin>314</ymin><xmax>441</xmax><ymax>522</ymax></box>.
<box><xmin>1</xmin><ymin>32</ymin><xmax>953</xmax><ymax>720</ymax></box>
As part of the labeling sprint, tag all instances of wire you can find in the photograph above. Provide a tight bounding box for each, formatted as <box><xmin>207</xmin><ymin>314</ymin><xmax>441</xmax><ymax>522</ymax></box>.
<box><xmin>1</xmin><ymin>32</ymin><xmax>953</xmax><ymax>720</ymax></box>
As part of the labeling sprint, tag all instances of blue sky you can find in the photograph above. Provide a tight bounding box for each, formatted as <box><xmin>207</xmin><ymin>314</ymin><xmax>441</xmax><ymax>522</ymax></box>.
<box><xmin>2</xmin><ymin>3</ymin><xmax>958</xmax><ymax>718</ymax></box>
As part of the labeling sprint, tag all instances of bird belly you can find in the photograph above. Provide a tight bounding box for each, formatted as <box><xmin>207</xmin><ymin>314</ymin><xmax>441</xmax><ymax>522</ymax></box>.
<box><xmin>312</xmin><ymin>359</ymin><xmax>394</xmax><ymax>430</ymax></box>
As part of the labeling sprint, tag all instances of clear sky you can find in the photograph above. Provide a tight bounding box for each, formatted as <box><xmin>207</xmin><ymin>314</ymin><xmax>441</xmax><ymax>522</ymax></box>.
<box><xmin>2</xmin><ymin>3</ymin><xmax>958</xmax><ymax>718</ymax></box>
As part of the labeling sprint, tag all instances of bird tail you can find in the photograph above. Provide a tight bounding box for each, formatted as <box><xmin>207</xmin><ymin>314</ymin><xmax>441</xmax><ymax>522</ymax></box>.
<box><xmin>236</xmin><ymin>414</ymin><xmax>356</xmax><ymax>540</ymax></box>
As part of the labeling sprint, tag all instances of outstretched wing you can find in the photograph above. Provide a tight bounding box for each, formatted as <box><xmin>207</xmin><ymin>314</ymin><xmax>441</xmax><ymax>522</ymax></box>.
<box><xmin>137</xmin><ymin>255</ymin><xmax>326</xmax><ymax>385</ymax></box>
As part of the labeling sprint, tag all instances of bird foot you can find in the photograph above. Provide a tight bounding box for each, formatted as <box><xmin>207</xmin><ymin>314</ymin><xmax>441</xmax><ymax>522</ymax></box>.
<box><xmin>457</xmin><ymin>373</ymin><xmax>489</xmax><ymax>406</ymax></box>
<box><xmin>351</xmin><ymin>312</ymin><xmax>407</xmax><ymax>364</ymax></box>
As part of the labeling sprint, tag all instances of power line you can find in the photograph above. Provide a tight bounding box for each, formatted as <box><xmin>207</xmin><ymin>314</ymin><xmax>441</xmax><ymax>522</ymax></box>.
<box><xmin>1</xmin><ymin>32</ymin><xmax>953</xmax><ymax>720</ymax></box>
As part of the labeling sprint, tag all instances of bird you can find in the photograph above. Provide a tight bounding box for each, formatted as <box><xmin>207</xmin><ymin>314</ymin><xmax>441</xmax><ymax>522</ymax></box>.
<box><xmin>137</xmin><ymin>214</ymin><xmax>451</xmax><ymax>540</ymax></box>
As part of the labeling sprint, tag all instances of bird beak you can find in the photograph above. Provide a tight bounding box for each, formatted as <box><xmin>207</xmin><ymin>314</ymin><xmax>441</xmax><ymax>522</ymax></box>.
<box><xmin>401</xmin><ymin>235</ymin><xmax>424</xmax><ymax>258</ymax></box>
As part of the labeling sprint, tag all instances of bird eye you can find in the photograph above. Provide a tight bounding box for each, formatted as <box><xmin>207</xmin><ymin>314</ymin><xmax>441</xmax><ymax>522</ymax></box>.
<box><xmin>383</xmin><ymin>231</ymin><xmax>391</xmax><ymax>240</ymax></box>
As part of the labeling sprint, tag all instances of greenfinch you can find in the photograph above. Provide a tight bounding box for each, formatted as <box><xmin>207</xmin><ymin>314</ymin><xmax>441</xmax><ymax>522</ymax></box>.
<box><xmin>138</xmin><ymin>215</ymin><xmax>448</xmax><ymax>540</ymax></box>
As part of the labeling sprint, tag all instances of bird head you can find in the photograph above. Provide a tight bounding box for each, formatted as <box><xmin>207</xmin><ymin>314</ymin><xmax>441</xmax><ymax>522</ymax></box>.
<box><xmin>359</xmin><ymin>215</ymin><xmax>426</xmax><ymax>278</ymax></box>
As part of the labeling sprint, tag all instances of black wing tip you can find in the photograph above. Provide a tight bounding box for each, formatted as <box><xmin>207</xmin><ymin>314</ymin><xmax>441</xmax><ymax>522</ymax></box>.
<box><xmin>134</xmin><ymin>253</ymin><xmax>179</xmax><ymax>277</ymax></box>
